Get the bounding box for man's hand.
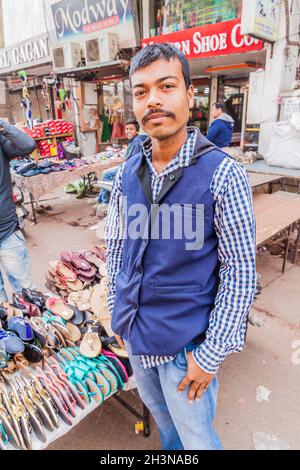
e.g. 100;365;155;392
178;352;214;402
114;334;125;350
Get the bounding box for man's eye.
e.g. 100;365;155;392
134;90;145;97
162;84;175;89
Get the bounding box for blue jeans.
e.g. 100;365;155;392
0;230;33;302
126;341;223;450
97;166;120;204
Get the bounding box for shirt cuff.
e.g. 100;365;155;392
192;338;227;374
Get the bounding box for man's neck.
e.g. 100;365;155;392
151;127;188;172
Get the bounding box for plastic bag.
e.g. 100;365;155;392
265;116;300;169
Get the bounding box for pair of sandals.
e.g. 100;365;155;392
0;316;44;365
79;321;128;360
54;347;125;406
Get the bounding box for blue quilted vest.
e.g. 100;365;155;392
111;132;227;356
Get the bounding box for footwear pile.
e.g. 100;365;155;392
46;246;107;298
0;281;132;450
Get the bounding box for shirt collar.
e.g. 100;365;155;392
142;127;198;169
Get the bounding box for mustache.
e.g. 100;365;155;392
142;109;176;125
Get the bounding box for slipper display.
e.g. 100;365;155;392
45;247;107;298
0;241;135;451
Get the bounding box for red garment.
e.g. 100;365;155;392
111;121;125;139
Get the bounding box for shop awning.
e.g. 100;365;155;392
55;59;130;81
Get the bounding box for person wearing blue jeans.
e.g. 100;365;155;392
0;230;33;302
125;341;221;450
106;45;256;450
0;119;36;301
97;119;147;204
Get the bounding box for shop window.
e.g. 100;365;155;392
150;0;242;37
100;81;126;142
189;78;210;134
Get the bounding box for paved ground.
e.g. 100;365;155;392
3;188;300;450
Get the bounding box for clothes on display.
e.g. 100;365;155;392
0;245;132;451
101;110;111;143
11;158;91;177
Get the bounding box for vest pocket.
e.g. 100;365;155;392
154;284;203;294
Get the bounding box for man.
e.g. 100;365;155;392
97;119;147;204
206;102;234;148
106;44;256;450
0;120;37;302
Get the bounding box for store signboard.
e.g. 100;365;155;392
241;0;280;43
0;35;50;74
51;0;139;48
142;19;264;60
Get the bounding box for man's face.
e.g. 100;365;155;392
125;124;138;141
211;105;222;119
131;58;194;141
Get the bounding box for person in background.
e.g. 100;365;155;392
97;119;147;205
206;103;234;148
0;119;37;302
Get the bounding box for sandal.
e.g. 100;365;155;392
0;330;25;355
7;316;34;341
0;342;7;369
80;321;102;358
46;297;74;321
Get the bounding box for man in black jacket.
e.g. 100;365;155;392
0;119;37;302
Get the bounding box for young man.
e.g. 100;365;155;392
97;119;147;204
207;102;234;148
0;120;36;302
106;44;256;450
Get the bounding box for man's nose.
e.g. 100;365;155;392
147;89;163;109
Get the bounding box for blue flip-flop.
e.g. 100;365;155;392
0;340;7;368
0;330;25;355
7;317;34;341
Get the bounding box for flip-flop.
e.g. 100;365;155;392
45;297;74;321
56;262;77;282
0;340;8;368
80;322;102;358
66;323;82;342
90;284;104;317
7;317;34;341
69;308;84;326
98;263;108;278
65;278;83;292
0;330;25;355
81;251;103;268
76;267;97;279
90;246;107;262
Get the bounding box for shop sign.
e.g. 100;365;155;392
0;35;50;74
142;19;264;59
51;0;139;48
241;0;280;43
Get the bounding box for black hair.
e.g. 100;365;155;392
213;102;226;112
130;43;191;90
125;118;140;131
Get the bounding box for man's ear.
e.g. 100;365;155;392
188;84;195;109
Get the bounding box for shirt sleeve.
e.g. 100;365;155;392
105;164;125;316
0;120;37;159
192;158;257;374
